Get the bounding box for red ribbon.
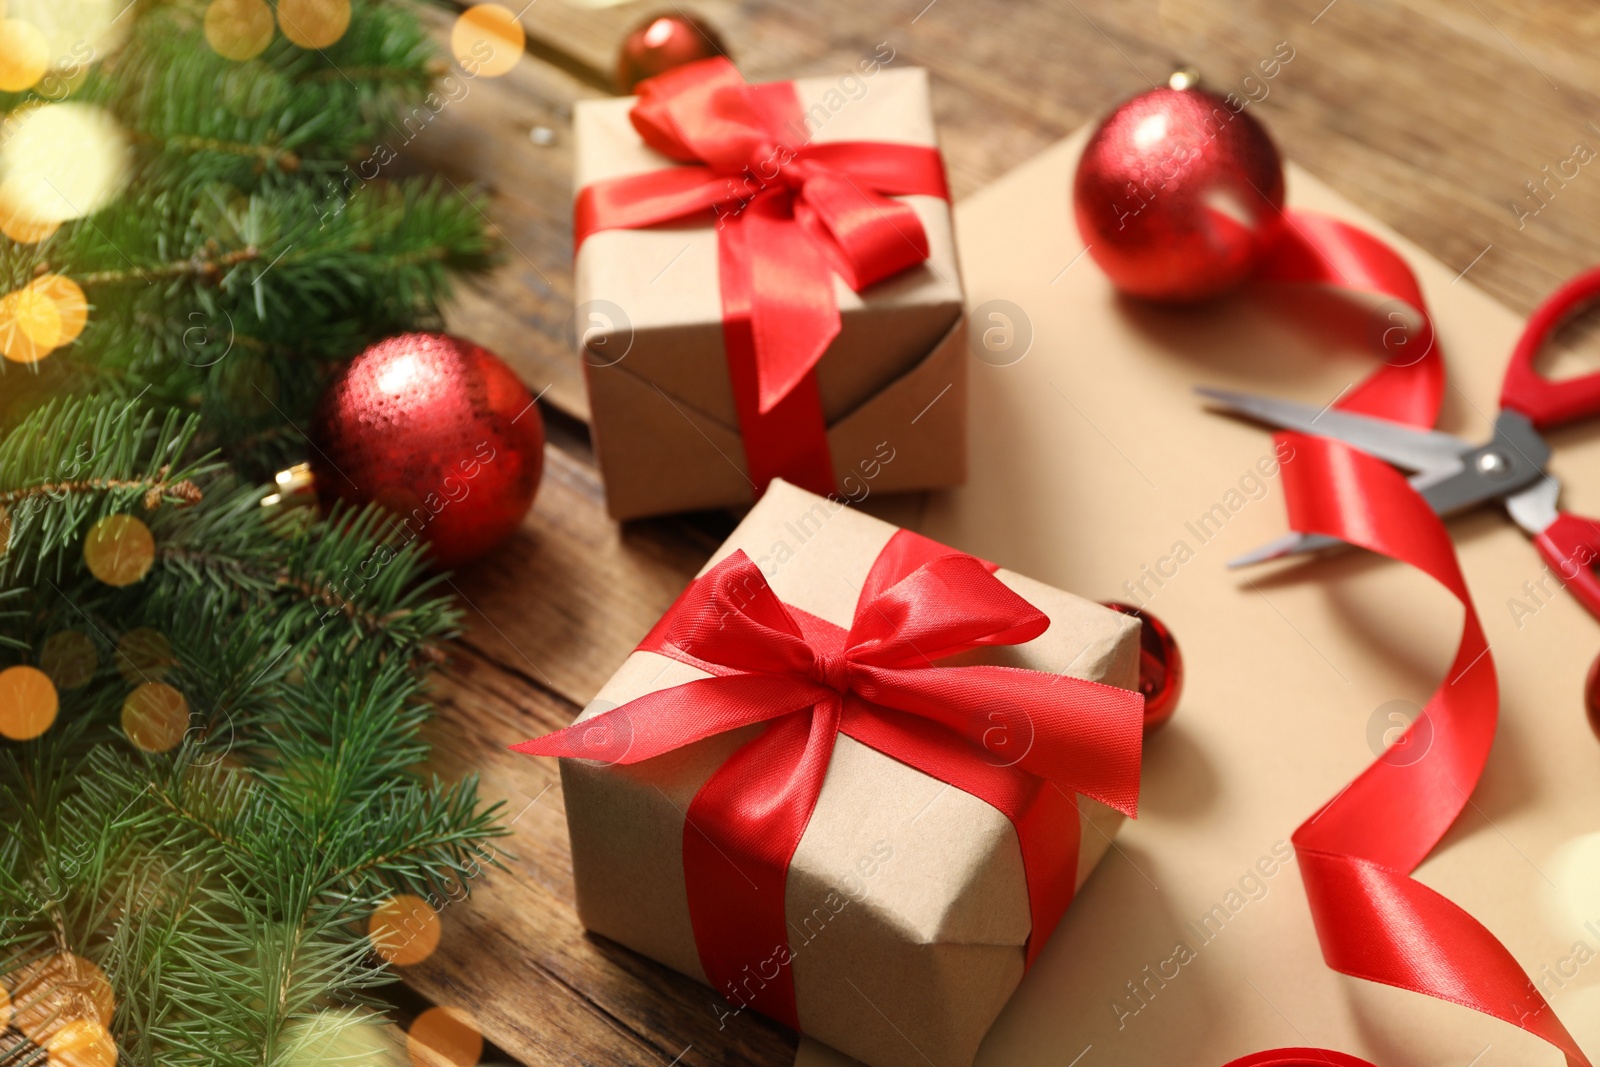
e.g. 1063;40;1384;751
514;529;1145;1030
1257;209;1445;427
574;59;952;496
1235;221;1589;1064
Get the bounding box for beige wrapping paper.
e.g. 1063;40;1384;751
800;129;1600;1067
572;68;966;519
558;479;1143;1067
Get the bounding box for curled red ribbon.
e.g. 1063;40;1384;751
575;59;951;495
1234;221;1589;1064
514;529;1145;1030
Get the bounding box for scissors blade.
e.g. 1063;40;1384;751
1504;476;1561;536
1195;386;1471;473
1227;439;1544;567
1228;531;1345;567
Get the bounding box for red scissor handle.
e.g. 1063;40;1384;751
1500;264;1600;429
1533;511;1600;620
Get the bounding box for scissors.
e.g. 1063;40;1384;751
1197;265;1600;620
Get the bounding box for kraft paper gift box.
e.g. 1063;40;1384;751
552;479;1143;1067
572;67;967;521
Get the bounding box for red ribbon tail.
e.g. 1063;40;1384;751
742;194;842;414
719;207;837;495
509;673;823;764
1278;434;1591;1067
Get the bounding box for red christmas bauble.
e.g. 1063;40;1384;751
1101;602;1184;733
310;333;545;568
616;12;728;94
1073;81;1285;301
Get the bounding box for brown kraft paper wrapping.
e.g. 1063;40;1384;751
557;479;1142;1067
790;129;1600;1067
572;67;966;519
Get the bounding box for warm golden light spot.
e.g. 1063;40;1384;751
407;1006;481;1067
122;681;188;753
205;0;275;61
369;894;441;966
29;275;87;344
7;0;132;70
0;104;130;228
0;19;48;92
0;286;62;363
0;982;10;1031
0;203;59;244
40;630;97;689
84;513;154;587
0;505;10;558
0;664;58;740
8;953;115;1045
450;5;522;78
276;0;350;49
116;627;175;684
46;1018;117;1067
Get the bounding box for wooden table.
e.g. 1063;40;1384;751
399;2;1600;1063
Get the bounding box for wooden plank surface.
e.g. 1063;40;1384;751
395;2;1600;1064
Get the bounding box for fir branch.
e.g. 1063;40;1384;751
0;467;204;511
1;1;508;1061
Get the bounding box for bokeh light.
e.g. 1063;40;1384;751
0;285;63;364
7;952;115;1046
122;681;189;753
278;1008;404;1067
0;664;59;740
6;0;132;73
451;5;523;78
276;0;351;50
0;204;59;245
407;1006;482;1067
84;513;155;587
205;0;275;61
116;627;175;684
369;894;441;966
40;630;98;689
0;104;130;230
30;275;88;345
0;18;49;92
46;1018;117;1067
0;982;10;1030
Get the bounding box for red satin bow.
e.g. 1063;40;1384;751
515;529;1145;1031
1238;222;1589;1063
574;58;951;494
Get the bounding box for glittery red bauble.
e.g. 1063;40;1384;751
1101;602;1184;733
1585;651;1600;742
1074;85;1285;301
616;12;728;93
310;333;545;568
